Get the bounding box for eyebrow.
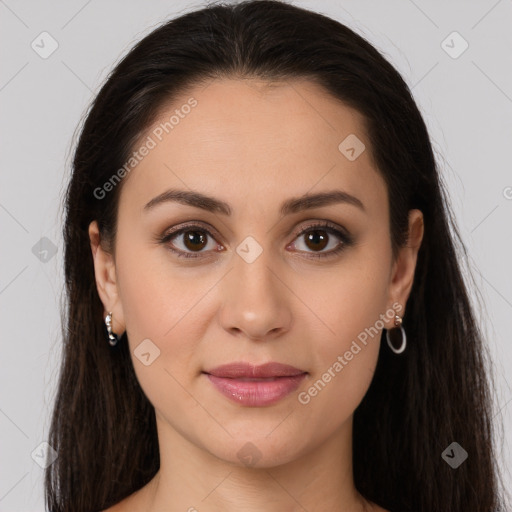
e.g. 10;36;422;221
143;188;365;216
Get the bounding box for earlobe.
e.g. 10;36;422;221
88;220;126;333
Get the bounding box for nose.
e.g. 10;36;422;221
218;247;293;341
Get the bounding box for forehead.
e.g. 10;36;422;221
119;78;387;218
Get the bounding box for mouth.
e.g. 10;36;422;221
202;362;308;406
218;376;294;381
203;361;307;379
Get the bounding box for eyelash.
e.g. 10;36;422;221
159;221;354;260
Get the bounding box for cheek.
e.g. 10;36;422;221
294;246;390;421
114;240;218;388
298;281;385;431
299;246;390;357
115;231;215;340
115;252;215;415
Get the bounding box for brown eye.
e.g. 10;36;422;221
290;222;354;259
162;225;220;259
182;230;208;251
303;230;329;252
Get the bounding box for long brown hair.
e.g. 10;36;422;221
45;1;509;510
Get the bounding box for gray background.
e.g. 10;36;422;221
1;0;511;509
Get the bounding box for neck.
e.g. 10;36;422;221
137;414;373;512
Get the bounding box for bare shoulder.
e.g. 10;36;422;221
101;495;390;512
103;501;391;512
100;502;122;512
100;494;133;512
366;503;390;512
100;478;154;511
101;502;390;512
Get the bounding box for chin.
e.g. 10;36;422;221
204;430;307;469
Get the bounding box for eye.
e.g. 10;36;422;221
159;220;354;260
289;222;354;259
160;223;223;259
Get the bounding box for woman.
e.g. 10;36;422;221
45;1;508;511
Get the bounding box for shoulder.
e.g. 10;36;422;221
101;502;391;512
100;505;120;512
373;505;391;512
100;496;130;512
100;480;152;511
100;486;149;512
101;496;391;512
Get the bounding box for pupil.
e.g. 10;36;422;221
307;230;328;251
184;230;207;251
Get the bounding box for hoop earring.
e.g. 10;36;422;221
105;312;119;347
386;314;406;354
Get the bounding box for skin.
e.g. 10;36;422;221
90;78;424;512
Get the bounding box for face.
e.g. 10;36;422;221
90;78;423;468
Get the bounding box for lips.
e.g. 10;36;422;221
203;362;308;406
203;361;306;379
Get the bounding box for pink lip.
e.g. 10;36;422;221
203;362;307;406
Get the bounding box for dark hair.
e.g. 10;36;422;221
45;1;508;510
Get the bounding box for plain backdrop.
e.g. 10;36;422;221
1;0;511;510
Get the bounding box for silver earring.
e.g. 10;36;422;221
105;312;119;346
386;314;406;354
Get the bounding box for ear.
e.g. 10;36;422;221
386;209;424;324
88;220;126;336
